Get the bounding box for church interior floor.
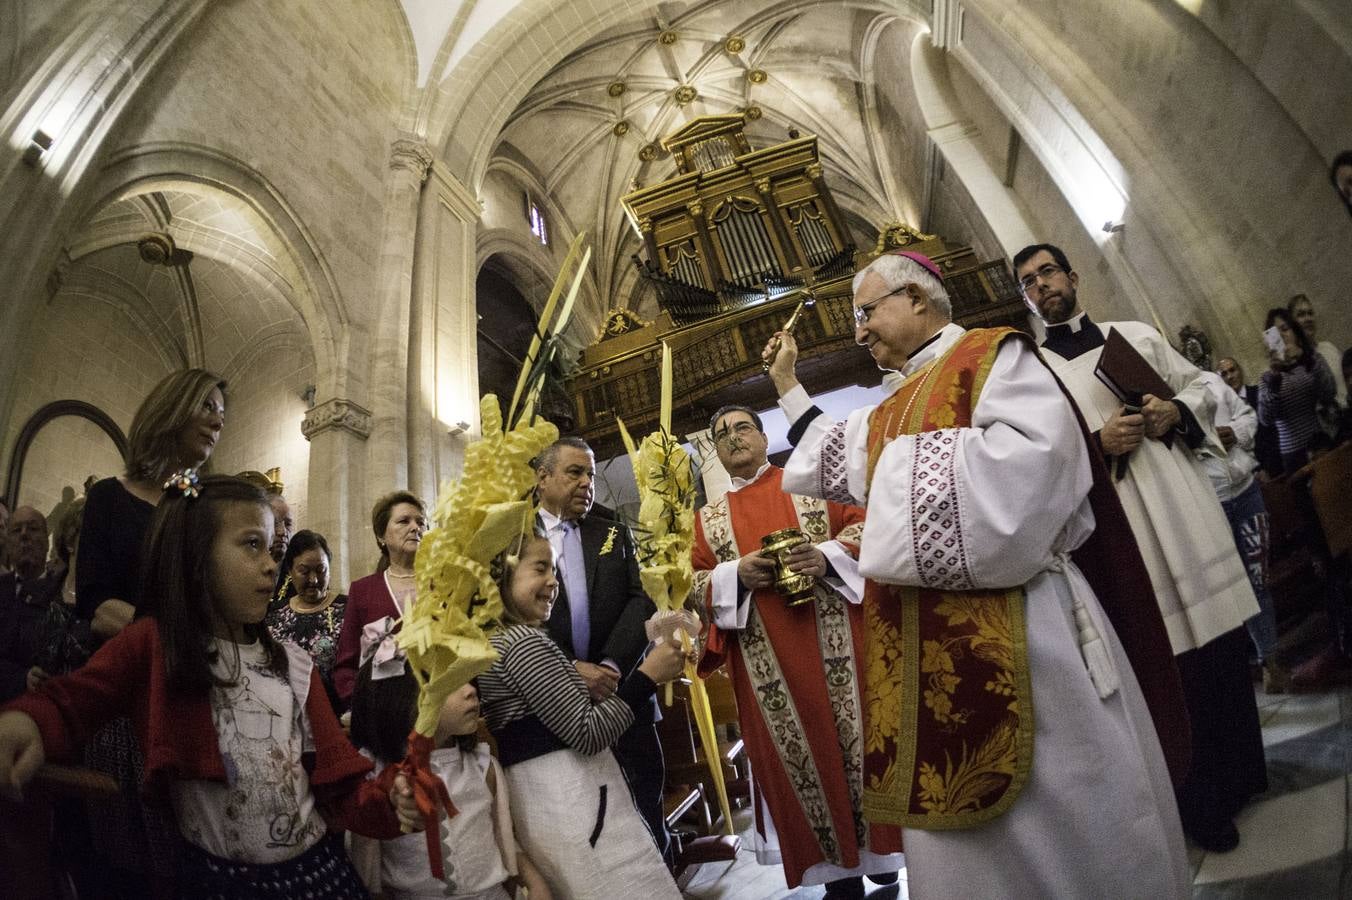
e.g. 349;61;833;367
681;684;1352;899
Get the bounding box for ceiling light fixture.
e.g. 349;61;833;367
21;129;53;167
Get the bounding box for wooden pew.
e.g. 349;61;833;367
1308;443;1352;560
653;679;741;877
0;765;118;900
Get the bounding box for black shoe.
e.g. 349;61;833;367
868;871;900;885
823;876;865;900
1187;819;1240;853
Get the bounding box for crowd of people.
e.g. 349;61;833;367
0;239;1346;899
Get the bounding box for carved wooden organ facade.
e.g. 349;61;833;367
567;116;1027;457
623;115;853;325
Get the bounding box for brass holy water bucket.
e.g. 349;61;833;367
761;527;816;606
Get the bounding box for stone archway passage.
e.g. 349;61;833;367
3;400;128;507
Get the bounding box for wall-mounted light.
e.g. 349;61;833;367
1102;220;1125;234
22;129;53;167
300;384;316;408
448;421;471;436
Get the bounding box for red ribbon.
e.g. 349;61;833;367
377;731;459;879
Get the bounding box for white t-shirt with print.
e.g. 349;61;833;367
170;638;327;864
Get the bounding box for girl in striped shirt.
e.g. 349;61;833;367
477;535;687;900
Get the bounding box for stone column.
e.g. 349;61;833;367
366;136;433;498
301;398;372;587
406;160;484;501
923;121;1036;256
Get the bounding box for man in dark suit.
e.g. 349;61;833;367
535;437;668;862
0;506;64;701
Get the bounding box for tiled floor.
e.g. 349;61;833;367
682;686;1352;899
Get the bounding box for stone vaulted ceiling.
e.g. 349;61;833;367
491;0;928;315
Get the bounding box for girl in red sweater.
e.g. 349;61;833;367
0;473;422;898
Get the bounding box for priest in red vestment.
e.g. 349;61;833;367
693;405;904;899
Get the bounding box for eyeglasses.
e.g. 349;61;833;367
713;421;759;445
852;284;911;327
1017;263;1065;294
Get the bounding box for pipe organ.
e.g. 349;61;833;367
569;115;1028;458
621;115;851;324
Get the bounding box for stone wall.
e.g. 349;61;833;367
102;0;412;355
5;280;174;457
14;417;125;527
958;0;1352;374
208;331;316;537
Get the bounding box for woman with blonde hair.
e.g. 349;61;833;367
75;367;226;898
78;368;227;636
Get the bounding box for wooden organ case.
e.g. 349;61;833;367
567;115;1028;457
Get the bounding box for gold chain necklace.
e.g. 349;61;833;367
289;592;338;631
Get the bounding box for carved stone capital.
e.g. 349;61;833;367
302;398;372;441
805;162;824;181
390;138;434;183
687;201;705;218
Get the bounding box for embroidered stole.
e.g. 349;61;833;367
696;492;867;863
860;327;1035;828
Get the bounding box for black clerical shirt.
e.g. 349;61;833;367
1041;311;1206;455
1042;311;1106;360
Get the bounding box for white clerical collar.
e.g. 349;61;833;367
728;461;772;493
1059;310;1089;333
900;322;966;377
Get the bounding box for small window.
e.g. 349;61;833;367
524;191;548;246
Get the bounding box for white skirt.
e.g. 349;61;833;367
504;748;680;900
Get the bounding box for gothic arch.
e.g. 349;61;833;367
477;227;603;348
3;400;126;507
81;142;347;396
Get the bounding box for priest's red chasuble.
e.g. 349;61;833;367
693;466;902;887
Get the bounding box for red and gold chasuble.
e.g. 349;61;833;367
860;327;1035;828
693;467;901;887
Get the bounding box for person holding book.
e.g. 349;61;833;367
1014;243;1266;854
759;250;1191;898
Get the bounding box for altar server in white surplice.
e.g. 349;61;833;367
763;250;1190;899
1014;242;1266;854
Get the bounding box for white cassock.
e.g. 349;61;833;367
1040;317;1259;652
778;323;1189;899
